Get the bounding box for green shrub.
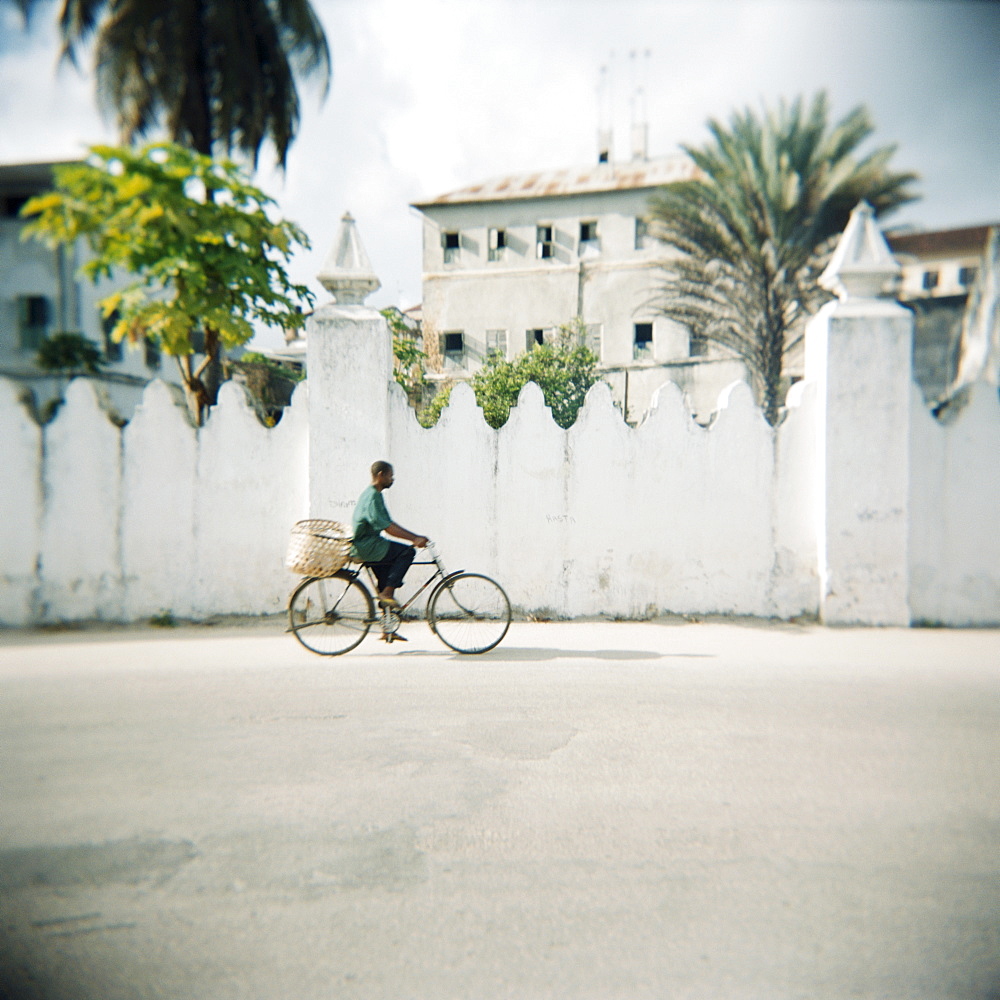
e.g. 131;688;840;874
36;332;104;374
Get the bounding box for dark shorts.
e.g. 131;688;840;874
365;541;415;591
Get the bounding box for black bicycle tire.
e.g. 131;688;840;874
288;573;374;656
428;572;511;654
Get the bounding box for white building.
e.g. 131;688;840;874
886;222;999;401
0;160;176;420
411;155;748;423
887;223;994;302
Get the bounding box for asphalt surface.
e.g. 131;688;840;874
0;617;998;999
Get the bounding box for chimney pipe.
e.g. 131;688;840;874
629;49;650;161
597;60;613;164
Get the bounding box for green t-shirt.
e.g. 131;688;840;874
351;485;392;562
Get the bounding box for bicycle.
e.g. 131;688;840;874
288;542;511;656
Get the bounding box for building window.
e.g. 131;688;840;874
633;322;653;360
102;308;123;362
486;329;508;359
443;331;465;368
526;328;547;350
958;265;978;287
442;230;460;264
689;332;709;357
922;269;939;291
635;217;650;250
144;337;160;369
536;225;554;259
2;194;31;218
579;220;598;245
488;228;507;262
18;295;50;351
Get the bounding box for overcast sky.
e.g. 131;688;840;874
2;0;998;350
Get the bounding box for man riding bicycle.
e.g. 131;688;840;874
350;461;428;609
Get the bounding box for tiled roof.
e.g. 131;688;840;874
886;223;997;259
412;155;700;208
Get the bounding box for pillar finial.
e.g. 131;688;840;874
819;201;901;302
317;212;381;304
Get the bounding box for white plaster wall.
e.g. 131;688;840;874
630;381;701;615
0;378;42;624
249;379;311;613
771;380;820;616
194;381;309;616
624;380;776;617
3;316;1000;626
495;382;569;613
564;381;637;615
121;380;199;619
4;375;310;624
696;382;776;614
909;382;1000;625
39;380;123;621
376;375;795;621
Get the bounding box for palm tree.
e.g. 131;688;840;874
52;0;330;168
650;93;918;425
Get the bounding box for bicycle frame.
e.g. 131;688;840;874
350;542;463;619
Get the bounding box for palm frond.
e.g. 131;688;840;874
59;0;330;168
650;91;920;424
58;0;108;65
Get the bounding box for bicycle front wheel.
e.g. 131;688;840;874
288;573;374;655
428;572;511;654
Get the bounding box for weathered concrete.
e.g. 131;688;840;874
0;620;997;999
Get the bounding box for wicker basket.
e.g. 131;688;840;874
285;519;353;577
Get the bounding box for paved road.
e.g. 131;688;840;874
0;619;998;999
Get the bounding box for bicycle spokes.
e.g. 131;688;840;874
288;574;374;655
429;573;511;654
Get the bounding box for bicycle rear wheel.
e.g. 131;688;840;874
428;572;511;653
288;573;374;655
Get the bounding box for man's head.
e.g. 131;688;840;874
371;460;394;490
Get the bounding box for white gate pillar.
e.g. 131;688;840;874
306;212;391;516
805;202;913;626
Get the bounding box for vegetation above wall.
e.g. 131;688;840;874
421;318;603;429
381;307;427;409
35;332;104;375
20;142;315;425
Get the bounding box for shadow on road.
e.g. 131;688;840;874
394;647;717;661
